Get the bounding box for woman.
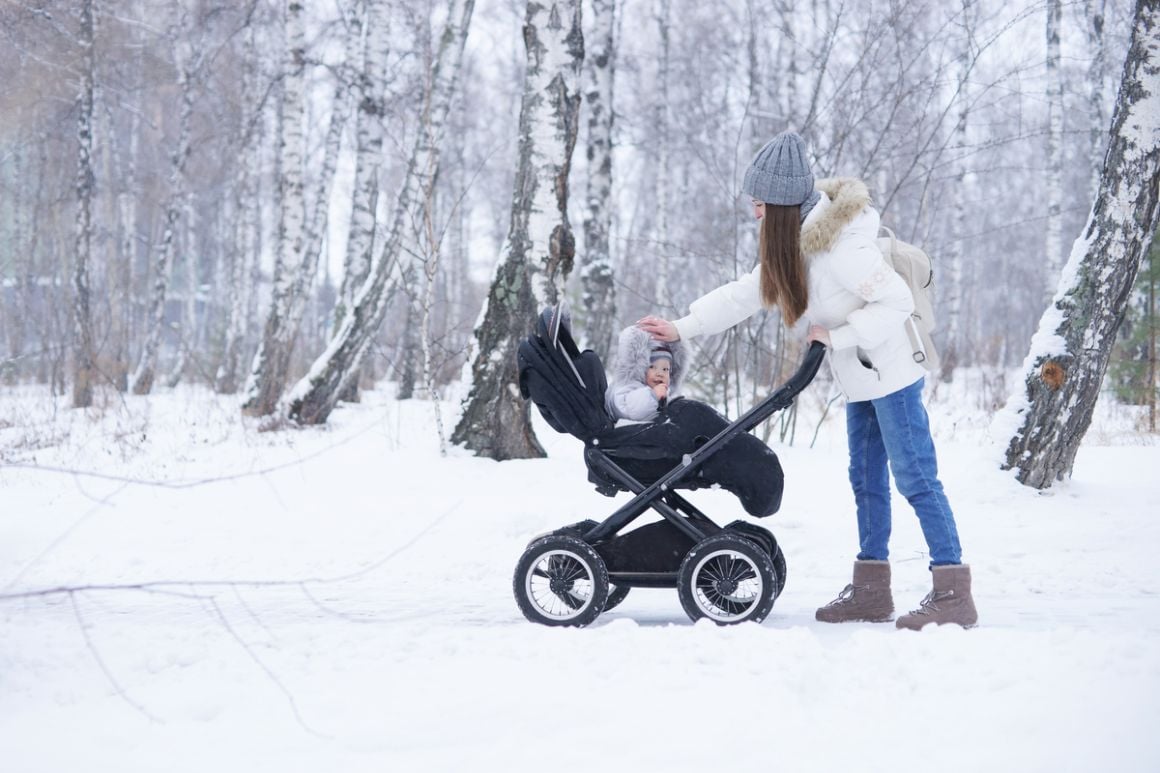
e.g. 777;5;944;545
638;130;977;630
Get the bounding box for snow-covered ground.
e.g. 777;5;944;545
2;379;1158;772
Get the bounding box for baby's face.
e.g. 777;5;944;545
646;359;672;388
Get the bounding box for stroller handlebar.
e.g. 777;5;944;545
728;340;827;437
582;341;827;543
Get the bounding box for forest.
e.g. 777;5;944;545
3;3;1160;767
0;0;1157;476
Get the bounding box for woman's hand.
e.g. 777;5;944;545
637;315;680;342
806;324;831;346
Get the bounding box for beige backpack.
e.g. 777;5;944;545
877;226;940;372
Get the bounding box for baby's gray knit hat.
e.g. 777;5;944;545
742;131;820;214
649;341;674;364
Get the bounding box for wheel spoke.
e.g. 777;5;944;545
523;547;600;622
557;588;585;610
561;561;586;583
688;545;767;622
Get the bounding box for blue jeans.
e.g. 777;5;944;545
846;377;962;566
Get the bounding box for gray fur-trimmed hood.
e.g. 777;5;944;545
802;177;873;256
609;325;687;392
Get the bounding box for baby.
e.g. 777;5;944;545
605;325;687;421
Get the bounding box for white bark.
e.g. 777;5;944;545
780;1;798;121
1000;0;1160;489
131;21;196;396
452;0;584;459
654;0;670;309
286;0;475;425
1086;0;1109;200
335;0;390;340
166;192;199;388
943;0;976;379
72;0;96;409
216;20;262;395
106;12;143;394
1044;0;1065;299
281;4;362;361
579;0;617;361
242;0;308;415
114;112;140;392
419;185;447;454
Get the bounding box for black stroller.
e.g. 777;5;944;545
514;305;825;627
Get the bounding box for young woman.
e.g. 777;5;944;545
637;131;977;630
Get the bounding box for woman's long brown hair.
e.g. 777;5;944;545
758;204;808;326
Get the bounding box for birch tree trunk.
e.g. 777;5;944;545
114;102;141;393
579;0;617;362
286;0;475;425
419;183;448;453
130;23;196;395
941;0;976;380
165;193;199;387
333;0;391;402
106;8;143;394
653;0;670;309
1001;0;1160;489
1043;0;1065;299
243;3;361;415
451;0;584;460
396;17;442;401
242;0;308;416
780;1;798;121
1086;0;1108;200
72;0;96;409
216;20;262;394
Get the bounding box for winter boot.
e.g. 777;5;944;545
896;564;978;630
815;560;894;623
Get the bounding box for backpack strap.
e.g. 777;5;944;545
880;225;898;258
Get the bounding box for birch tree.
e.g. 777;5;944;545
941;0;977;380
1043;0;1065;299
243;2;362;416
779;1;798;122
130;13;197;395
653;0;670;309
451;0;584;460
1086;0;1109;199
1001;0;1160;489
286;0;476;425
240;1;306;415
579;0;617;361
332;0;392;402
72;0;97;409
109;6;144;393
216;19;263;394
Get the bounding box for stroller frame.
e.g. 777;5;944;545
514;320;826;627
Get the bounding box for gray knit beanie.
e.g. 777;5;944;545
649;342;674;365
743;131;821;217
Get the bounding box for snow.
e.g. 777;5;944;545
2;381;1159;772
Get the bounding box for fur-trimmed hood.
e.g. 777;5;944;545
802;177;873;256
609;325;687;392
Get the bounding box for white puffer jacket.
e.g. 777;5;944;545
673;178;924;402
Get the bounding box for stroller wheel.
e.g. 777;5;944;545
678;534;776;625
514;535;609;627
773;546;788;599
724;521;787;599
603;584;631;612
